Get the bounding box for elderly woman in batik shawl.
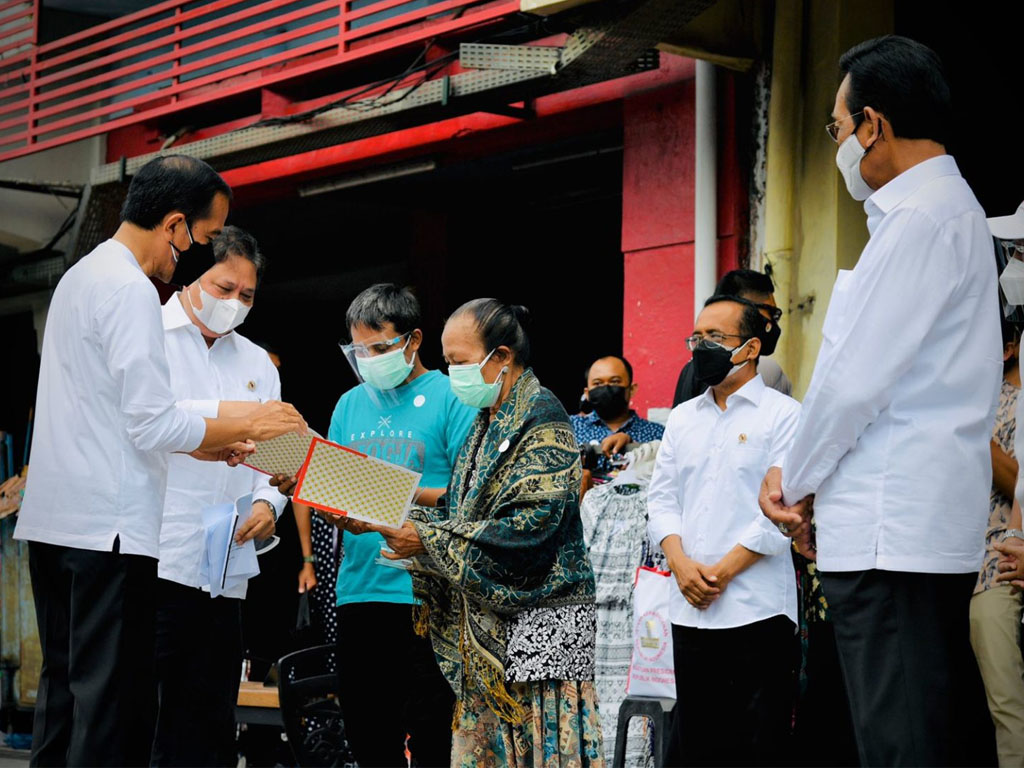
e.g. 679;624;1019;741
370;298;604;768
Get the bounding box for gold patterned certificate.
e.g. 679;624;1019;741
242;430;322;478
292;437;421;528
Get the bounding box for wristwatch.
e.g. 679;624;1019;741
253;498;278;522
1001;529;1024;543
303;554;317;564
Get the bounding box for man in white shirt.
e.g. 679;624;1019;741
152;226;288;767
760;36;1000;766
648;296;800;766
15;156;306;767
672;269;792;406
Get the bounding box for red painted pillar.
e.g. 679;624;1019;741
622;80;696;418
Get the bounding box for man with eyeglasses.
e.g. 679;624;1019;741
760;36;999;766
324;283;475;768
672;269;791;407
649;294;800;766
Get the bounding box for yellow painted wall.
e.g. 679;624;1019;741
763;0;894;397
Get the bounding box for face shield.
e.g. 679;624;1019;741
995;237;1024;325
339;331;416;410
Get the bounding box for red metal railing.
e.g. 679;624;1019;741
0;0;519;163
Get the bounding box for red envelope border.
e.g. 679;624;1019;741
292;436;418;523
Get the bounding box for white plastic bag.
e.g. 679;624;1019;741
626;566;676;699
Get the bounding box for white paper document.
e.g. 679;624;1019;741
200;493;260;598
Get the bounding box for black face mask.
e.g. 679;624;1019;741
761;322;781;356
587;385;630;420
691;340;749;388
169;221;215;287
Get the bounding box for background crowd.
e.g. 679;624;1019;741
9;31;1024;768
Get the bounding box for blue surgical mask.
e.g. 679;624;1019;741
356;340;415;391
449;349;507;409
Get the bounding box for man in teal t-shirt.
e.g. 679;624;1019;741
330;284;475;768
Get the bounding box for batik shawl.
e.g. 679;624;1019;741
409;369;596;725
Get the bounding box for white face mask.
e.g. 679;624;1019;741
188;284;250;335
1000;257;1024;306
835;132;875;201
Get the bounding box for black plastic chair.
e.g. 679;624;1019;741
612;696;675;768
277;644;354;767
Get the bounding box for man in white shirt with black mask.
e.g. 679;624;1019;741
15;155;306;767
649;295;800;767
760;36;1000;766
152;226;288;767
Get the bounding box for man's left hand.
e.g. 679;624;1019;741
236;503;276;544
191;440;256;467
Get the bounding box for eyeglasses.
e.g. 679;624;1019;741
755;303;783;323
340;332;410;358
685;332;748;352
825;111;864;143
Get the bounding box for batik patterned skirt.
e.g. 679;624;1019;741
452;678;605;768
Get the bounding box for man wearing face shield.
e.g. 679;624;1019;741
152;226;289;767
648;295;801;766
759;36;1000;766
13;156;306;767
325;283;476;768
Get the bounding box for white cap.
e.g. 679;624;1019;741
988;201;1024;240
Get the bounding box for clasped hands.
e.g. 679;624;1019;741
666;550;737;609
994;537;1024;589
759;465;815;559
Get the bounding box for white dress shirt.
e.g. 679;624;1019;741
781;155;1002;574
648;374;800;629
15;240;207;557
160;295;287;598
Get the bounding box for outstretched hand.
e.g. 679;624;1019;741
191;440;256;466
369;521;425;559
269;473;298;495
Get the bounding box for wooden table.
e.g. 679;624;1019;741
236;681;283;727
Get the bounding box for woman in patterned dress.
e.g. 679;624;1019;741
369;299;605;768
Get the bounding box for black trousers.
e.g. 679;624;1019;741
336;602;455;768
151;578;243;767
821;569;996;767
27;540;158;767
666;615;798;767
791;619;858;767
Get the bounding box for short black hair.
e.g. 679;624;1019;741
703;294;769;357
212;225;265;283
450;299;531;366
715;269;774;299
585;355;634;385
120;154;232;230
346;283;421;336
839;35;951;146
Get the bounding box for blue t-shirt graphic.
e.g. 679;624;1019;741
330;369;476;606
